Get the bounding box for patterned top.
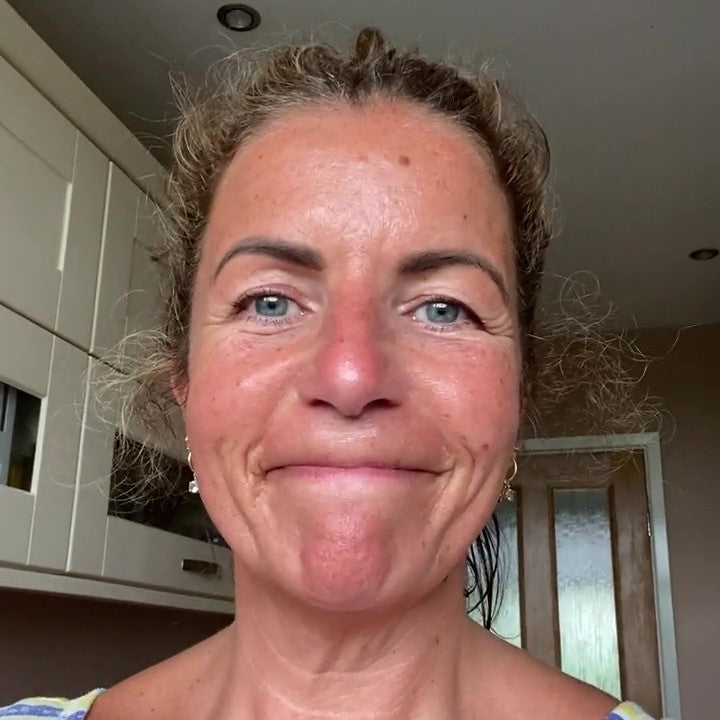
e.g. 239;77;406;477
0;692;664;719
0;690;104;719
607;703;663;720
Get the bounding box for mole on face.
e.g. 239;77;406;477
398;154;411;166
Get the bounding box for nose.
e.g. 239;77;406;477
297;300;406;418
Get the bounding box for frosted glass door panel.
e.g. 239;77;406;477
554;488;621;699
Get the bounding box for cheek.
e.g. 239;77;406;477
184;330;293;449
421;344;519;555
420;342;520;454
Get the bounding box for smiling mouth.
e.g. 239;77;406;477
266;465;433;481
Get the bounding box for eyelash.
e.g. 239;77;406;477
229;290;486;332
413;295;486;333
230;288;303;326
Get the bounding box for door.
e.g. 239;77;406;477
485;450;663;716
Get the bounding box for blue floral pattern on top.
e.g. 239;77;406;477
0;690;104;720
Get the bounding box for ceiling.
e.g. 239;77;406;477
7;0;720;330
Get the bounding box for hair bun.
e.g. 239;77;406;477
354;27;387;61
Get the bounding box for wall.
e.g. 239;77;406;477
0;589;229;702
529;321;720;719
1;324;718;717
637;323;720;720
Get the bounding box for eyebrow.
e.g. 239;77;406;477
213;237;510;305
213;236;325;281
397;250;510;305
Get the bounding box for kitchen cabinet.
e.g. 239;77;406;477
0;55;106;350
0;306;86;570
68;358;234;598
0;45;234;609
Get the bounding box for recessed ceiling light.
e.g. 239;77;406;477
217;4;261;32
689;248;719;261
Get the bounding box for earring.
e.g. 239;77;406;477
185;435;199;494
500;456;518;502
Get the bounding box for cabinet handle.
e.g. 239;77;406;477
181;558;222;578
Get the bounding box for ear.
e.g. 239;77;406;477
171;372;188;408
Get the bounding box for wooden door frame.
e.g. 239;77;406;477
518;432;681;718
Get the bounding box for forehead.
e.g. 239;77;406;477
204;99;512;263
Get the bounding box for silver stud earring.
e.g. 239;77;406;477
185;435;199;494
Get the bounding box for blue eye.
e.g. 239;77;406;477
422;301;461;324
411;297;485;332
253;295;289;317
231;291;301;324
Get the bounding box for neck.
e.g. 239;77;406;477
209;563;477;720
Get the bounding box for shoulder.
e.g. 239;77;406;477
461;628;669;720
461;625;618;720
0;689;104;719
87;627;229;720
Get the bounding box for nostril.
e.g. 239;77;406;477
365;397;399;412
306;395;397;418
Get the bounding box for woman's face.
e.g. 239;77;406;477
183;100;521;611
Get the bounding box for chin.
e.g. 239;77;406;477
290;517;396;612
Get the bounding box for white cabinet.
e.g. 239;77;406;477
91;163;139;358
68;359;234;599
69;182;234;599
91;166;166;362
0;306;86;570
124;192;167;367
0;55;107;350
0;34;234;609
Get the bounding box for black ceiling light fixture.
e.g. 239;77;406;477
688;248;719;261
217;4;261;31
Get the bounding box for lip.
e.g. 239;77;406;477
266;464;434;480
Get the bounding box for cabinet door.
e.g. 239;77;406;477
71;186;233;599
0;306;86;569
0;56;107;349
124;193;166;364
91;163;139;359
68;359;234;598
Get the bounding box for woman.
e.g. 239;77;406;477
2;28;670;720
